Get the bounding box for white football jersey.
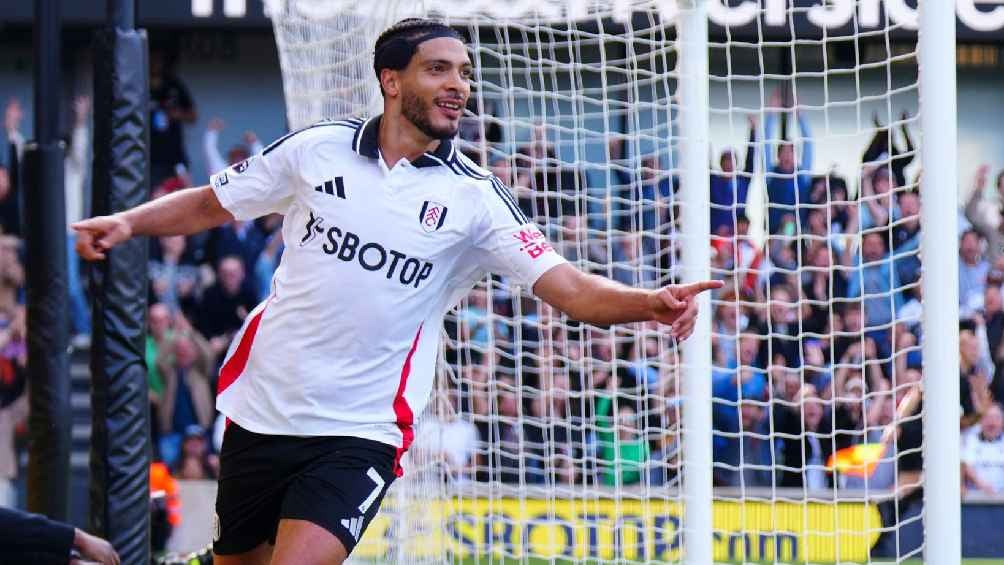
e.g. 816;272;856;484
210;115;566;473
961;427;1004;493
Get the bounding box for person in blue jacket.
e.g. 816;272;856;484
710;115;757;237
0;506;119;564
764;89;814;234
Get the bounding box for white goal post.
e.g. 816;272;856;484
265;1;959;563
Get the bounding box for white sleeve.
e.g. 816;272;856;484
209;141;295;221
472;177;566;288
203;129;227;178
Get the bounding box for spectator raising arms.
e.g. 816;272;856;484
763;87;814;234
710;114;757;238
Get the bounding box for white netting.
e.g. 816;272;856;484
268;1;935;563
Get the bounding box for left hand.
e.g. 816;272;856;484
647;280;723;340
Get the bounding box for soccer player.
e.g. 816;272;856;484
73;18;722;565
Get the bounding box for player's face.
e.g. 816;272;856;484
399;38;472;140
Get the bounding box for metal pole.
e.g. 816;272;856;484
678;1;712;564
108;0;136;30
918;1;960;564
25;0;71;523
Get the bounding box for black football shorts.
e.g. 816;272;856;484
213;423;397;556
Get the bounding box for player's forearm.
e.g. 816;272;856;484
552;271;654;325
121;185;232;237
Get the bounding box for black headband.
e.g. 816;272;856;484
373;28;462;78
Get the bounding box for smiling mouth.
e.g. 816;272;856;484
435;99;463;116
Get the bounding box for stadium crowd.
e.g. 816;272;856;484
0;74;1003;523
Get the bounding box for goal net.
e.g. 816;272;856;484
266;1;953;563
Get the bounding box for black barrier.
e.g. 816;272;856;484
23;141;72;522
24;0;72;524
89;22;152;565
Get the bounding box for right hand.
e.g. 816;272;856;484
71;215;133;261
974;164;990;191
208;117;225;132
73;528;120;565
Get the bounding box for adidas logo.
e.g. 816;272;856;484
340;515;365;542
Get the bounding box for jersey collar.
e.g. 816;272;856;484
352;114;455;169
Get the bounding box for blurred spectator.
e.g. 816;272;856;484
196;256;258;361
712;333;767;485
802;244;845;335
203;117;264;178
961;403;1004;495
515;124;583;221
2;99;24;167
959;229;989;318
765;284;801;366
149;235;200;316
173;425;219;480
0;99;24;236
459;98;502;145
775;385;833;489
710;115;757;237
735;400;775;487
65;96;93;341
845;232;902;351
763;88;814;234
480;386;523;484
458;286;507;364
415;386;478;482
833;374;867;451
146;303;173;456
205;221;268;287
0;236;23;317
254;222;284;302
0;307;26;507
594;382;649;487
712;289;742;369
648;393;682;487
858;164;898;230
802;338;832;393
841;386;897;491
155;321;215;466
861;111;915;190
960;328;994;428
963;164;1004;265
150;47;197;186
891;190;922;286
985;285;1004;400
524;369;583;485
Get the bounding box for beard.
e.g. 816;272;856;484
401;88;459;140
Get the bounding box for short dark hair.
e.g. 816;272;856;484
373;18;464;92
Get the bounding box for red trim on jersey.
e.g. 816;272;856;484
217;301;271;396
392;323;423;477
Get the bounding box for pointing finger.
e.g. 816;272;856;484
677;280;724;299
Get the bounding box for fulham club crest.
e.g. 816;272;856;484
419;201;448;233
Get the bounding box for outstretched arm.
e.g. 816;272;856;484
72;186;233;260
763;112;777;172
532;263;722;340
743;115;757;175
797;112;814;172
